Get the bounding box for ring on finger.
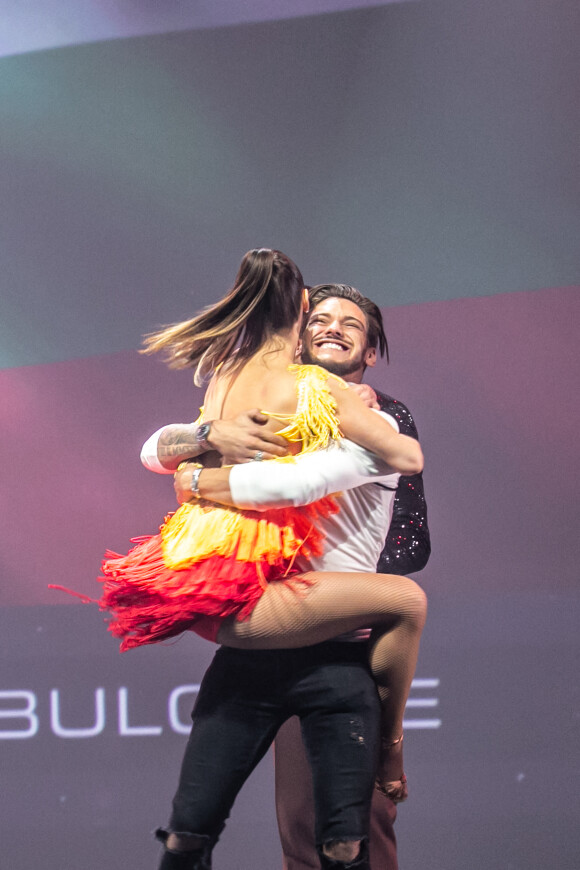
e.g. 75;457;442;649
254;451;264;461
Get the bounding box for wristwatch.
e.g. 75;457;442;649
195;421;212;452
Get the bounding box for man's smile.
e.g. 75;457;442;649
314;339;350;351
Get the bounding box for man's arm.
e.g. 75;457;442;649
174;413;401;510
141;410;290;473
375;393;431;575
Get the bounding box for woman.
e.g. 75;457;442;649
100;249;427;866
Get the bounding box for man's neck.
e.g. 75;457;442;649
346;368;364;385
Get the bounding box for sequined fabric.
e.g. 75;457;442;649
375;391;431;576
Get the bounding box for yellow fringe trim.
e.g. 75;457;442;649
263;364;344;456
163;365;346;571
161;501;310;570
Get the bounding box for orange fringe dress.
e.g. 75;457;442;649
97;365;345;650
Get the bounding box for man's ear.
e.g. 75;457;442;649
364;347;377;368
302;287;310;313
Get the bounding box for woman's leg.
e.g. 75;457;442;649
217;571;427;791
217;572;426;652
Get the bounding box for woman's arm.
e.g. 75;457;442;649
175;415;400;510
327;378;424;475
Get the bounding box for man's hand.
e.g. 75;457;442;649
347;383;380;410
209;410;289;464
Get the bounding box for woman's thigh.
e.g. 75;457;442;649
216;572;420;648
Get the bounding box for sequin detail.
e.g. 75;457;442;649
375;392;431;576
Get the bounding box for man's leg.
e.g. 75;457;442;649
275;717;319;870
369;791;398;870
275;654;399;870
157;647;283;868
278;643;379;869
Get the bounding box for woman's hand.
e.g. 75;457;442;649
174;463;235;507
347;383;380;409
174;464;199;505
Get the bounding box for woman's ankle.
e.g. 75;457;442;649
376;732;408;803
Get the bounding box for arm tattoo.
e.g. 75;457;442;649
157;425;203;463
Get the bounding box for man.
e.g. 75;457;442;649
143;285;430;869
271;285;430;870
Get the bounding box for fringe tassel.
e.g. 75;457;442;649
264;364;344;456
160;497;336;570
97;496;338;651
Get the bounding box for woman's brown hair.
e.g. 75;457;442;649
142;248;304;384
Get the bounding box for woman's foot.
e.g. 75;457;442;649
375;734;408;803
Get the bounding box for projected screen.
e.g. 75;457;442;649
1;2;578;869
1;0;412;58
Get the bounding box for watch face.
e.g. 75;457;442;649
196;422;211;445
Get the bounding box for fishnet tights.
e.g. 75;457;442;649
217;571;427;773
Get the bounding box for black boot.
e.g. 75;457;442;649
318;839;370;870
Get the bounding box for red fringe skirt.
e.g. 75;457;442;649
86;496;338;651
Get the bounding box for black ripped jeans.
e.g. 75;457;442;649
159;642;380;858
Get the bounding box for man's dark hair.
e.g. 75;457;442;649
308;284;389;362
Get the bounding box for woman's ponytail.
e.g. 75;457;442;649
142;248;304;384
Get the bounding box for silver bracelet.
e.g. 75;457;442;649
190;465;203;496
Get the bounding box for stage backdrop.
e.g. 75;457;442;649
1;2;579;869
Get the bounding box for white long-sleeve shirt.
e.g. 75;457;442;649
141;412;400;576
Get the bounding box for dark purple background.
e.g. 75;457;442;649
1;2;579;868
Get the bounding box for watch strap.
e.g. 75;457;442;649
195;421;212;452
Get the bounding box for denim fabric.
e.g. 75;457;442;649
166;643;380;850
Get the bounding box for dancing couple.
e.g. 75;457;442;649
98;249;428;869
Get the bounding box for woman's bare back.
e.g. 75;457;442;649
203;355;302;436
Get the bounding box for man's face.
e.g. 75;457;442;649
301;297;377;382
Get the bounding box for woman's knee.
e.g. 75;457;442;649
387;576;427;630
408;579;427;629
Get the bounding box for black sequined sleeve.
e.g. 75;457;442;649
374;391;431;577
